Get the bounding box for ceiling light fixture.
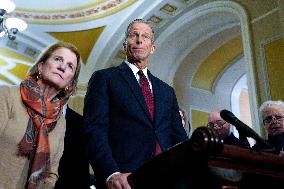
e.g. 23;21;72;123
0;0;27;40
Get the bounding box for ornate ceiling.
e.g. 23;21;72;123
0;0;255;131
3;0;219;85
2;0;282;136
11;0;136;24
0;0;243;110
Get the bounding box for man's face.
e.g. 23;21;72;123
208;111;230;139
38;48;77;90
124;23;155;62
262;105;284;136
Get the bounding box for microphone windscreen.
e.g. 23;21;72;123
220;109;236;124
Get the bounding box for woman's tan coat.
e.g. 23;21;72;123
0;85;66;189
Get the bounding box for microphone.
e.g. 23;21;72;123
220;109;273;150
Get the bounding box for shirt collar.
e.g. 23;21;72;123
125;61;148;78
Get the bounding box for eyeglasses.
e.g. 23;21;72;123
263;115;284;125
207;120;227;129
127;31;152;42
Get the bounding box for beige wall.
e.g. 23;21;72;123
67;84;87;115
238;0;283;103
239;0;283;135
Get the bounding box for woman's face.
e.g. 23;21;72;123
263;105;284;136
38;47;77;90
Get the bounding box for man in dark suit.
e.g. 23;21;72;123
207;109;250;188
83;19;188;189
55;106;91;189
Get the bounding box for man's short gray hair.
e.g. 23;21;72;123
259;100;284;119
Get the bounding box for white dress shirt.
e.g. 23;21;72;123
125;61;153;92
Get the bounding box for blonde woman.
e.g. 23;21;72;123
0;42;81;189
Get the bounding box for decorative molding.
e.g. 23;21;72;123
148;15;163;26
252;7;280;24
16;0;109;13
24;47;38;58
4;39;40;60
180;0;194;4
7;40;19;50
10;0;137;25
160;3;178;16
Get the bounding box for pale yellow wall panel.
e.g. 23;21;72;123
248;3;282;103
235;0;278;20
9;64;31;80
49;26;105;64
0;48;33;62
264;38;284;101
192;36;243;91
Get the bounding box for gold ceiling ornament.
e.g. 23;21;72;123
160;4;178;16
48;26;105;65
148;15;163;26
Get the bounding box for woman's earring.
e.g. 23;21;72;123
64;86;69;93
36;72;42;80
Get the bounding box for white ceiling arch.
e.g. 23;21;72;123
151;11;240;85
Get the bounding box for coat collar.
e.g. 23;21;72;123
118;63;152;122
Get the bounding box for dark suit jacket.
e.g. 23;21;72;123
253;133;284;153
55;106;91;189
84;62;188;188
224;133;250;148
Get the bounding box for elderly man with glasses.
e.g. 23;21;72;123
208;109;250;148
207;109;251;187
254;100;284;156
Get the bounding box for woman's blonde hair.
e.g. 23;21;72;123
28;41;81;99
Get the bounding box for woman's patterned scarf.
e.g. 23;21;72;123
18;76;66;189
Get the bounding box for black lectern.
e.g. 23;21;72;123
127;127;284;189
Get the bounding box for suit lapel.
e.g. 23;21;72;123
118;63;152;122
148;71;163;128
